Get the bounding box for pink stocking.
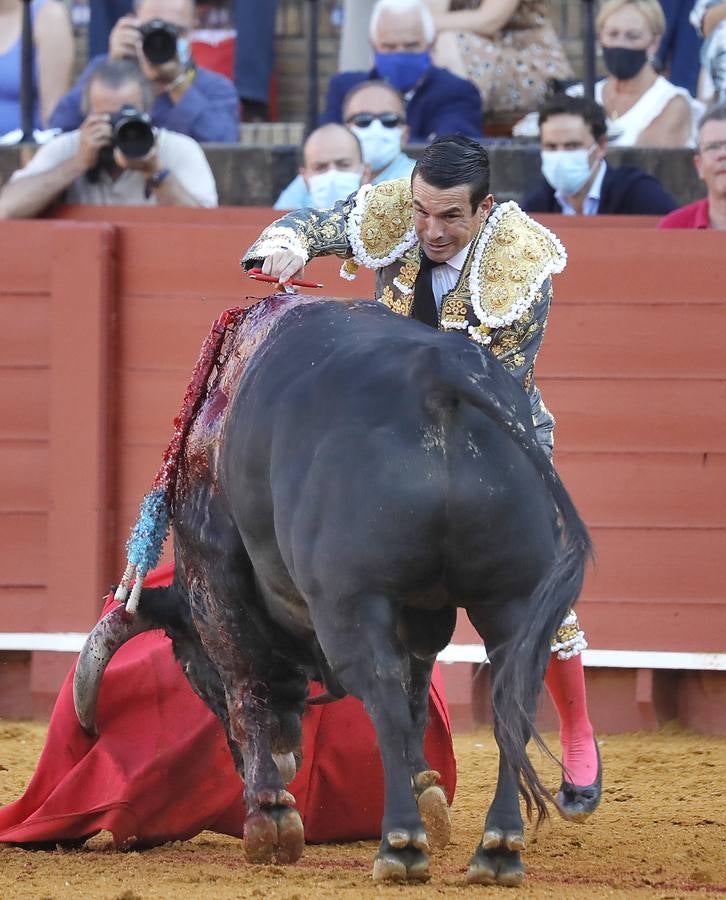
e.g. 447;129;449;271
544;652;598;785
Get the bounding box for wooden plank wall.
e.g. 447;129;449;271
0;211;724;722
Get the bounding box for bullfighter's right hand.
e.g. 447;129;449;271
77;114;113;170
260;251;306;285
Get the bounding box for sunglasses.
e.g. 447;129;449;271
346;112;404;129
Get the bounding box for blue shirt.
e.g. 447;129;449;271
0;0;45;135
48;54;240;143
274;152;416;210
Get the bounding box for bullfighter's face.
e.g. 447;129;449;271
411;175;493;264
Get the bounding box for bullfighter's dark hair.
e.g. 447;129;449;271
412;135;490;212
538;93;608;142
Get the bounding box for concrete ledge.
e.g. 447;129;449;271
0;142;706;209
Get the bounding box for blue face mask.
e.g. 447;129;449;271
177;36;192;68
374;51;432;93
541;145;597;196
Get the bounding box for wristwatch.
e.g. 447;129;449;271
145;168;171;198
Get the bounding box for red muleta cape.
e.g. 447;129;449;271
0;563;456;848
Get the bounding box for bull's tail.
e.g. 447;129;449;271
416;344;593;822
490;522;591;824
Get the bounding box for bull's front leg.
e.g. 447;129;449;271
312;594;431;883
225;678;304;865
184;565;304;866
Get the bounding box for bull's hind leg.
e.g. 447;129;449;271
399;606;456;851
465;609;532;887
312;595;432;882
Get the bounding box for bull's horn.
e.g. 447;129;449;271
73;604;155;736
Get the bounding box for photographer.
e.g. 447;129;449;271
48;0;239;143
0;59;218;219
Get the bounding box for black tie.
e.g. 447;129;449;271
411;252;438;329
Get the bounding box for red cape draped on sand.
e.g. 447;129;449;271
0;563;457;847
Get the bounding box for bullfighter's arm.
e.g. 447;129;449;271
241;196;357;272
488;277;555;458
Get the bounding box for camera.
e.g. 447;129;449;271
110;105;155;159
138;18;179;65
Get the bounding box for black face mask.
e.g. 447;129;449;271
602;45;648;80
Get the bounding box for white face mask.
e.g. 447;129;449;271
307;168;362;209
350;119;404;173
540;145;598;196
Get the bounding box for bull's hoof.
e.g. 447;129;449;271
414;771;451;852
466;846;525;886
243;806;304;865
556;741;602;823
372;829;431;882
272;752;297;785
466;826;526;886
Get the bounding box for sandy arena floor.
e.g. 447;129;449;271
0;720;724;899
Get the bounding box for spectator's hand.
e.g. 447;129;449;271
77;113;113;169
260;251;306;284
109;15;141;60
114;141;160;175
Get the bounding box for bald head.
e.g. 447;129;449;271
135;0;195;30
343;81;406;123
302;124;363;176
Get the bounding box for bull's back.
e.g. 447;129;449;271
216;297;556;608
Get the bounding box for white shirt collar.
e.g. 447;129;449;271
442;241;472;272
555;160;607;216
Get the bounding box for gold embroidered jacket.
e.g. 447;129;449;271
242;178;567;454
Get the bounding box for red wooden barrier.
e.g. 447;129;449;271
0;210;724;732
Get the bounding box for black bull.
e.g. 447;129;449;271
75;295;592;885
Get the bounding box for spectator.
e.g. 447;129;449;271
343;80;416;181
0;0;74;135
274;123;368;211
522;93;677;216
655;0;702;97
320;0;483;143
691;0;726;102
338;0;376;70
568;0;703;147
423;0;573;121
0;58;218;218
659;101;726;228
88;0;134;58
233;0;279;121
49;0;240;143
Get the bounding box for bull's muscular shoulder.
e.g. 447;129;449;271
346;178;418;270
460;201;567;336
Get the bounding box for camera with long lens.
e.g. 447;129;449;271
87;106;155;181
138;18;180;65
110;105;155;158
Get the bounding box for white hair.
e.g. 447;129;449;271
368;0;436;45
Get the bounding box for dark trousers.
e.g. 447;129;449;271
232;0;279;103
88;0;133;59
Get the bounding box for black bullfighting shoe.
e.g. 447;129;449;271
555;738;602;823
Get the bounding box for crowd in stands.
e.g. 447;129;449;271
0;0;723;227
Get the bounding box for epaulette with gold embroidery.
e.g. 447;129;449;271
343;178;418;278
444;202;566;345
